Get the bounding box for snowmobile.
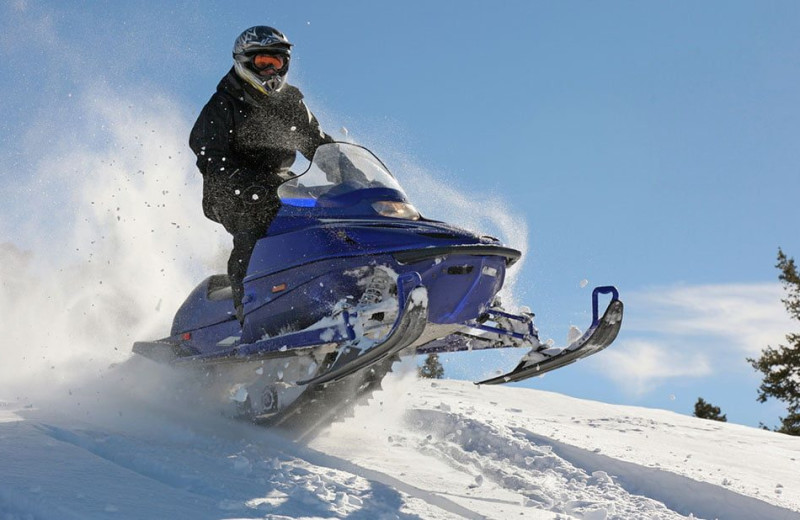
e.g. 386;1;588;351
133;142;623;435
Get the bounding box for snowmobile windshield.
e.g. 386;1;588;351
278;143;408;207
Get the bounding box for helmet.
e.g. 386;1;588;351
232;26;293;95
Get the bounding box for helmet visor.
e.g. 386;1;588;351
252;54;286;71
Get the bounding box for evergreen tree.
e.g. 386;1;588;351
418;353;445;379
748;248;800;436
693;397;727;422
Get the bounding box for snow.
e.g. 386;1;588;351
567;325;583;344
1;364;799;520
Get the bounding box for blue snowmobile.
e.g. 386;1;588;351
133;142;623;434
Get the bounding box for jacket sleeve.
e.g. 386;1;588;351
190;92;261;223
189;92;245;180
294;97;334;161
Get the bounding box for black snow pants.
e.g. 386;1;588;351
216;197;281;323
228;227;263;316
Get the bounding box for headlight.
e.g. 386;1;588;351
371;201;420;220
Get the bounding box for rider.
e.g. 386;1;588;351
190;26;333;324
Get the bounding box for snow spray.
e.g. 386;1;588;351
0;88;227;407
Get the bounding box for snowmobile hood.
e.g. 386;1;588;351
249;217;520;279
243;143;521;279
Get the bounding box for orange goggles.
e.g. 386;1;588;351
252;54;286;70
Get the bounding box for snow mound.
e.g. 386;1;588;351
1;372;799;520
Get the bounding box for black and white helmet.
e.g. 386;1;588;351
233;26;293;95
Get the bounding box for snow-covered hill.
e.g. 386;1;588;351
1;361;799;520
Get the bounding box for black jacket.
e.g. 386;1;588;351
190;69;332;230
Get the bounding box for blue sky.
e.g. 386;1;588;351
1;1;798;428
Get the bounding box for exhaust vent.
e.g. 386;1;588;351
447;265;474;275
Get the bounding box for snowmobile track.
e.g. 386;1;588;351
259;353;402;442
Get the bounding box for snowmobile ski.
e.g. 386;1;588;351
296;274;428;386
476;287;623;385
